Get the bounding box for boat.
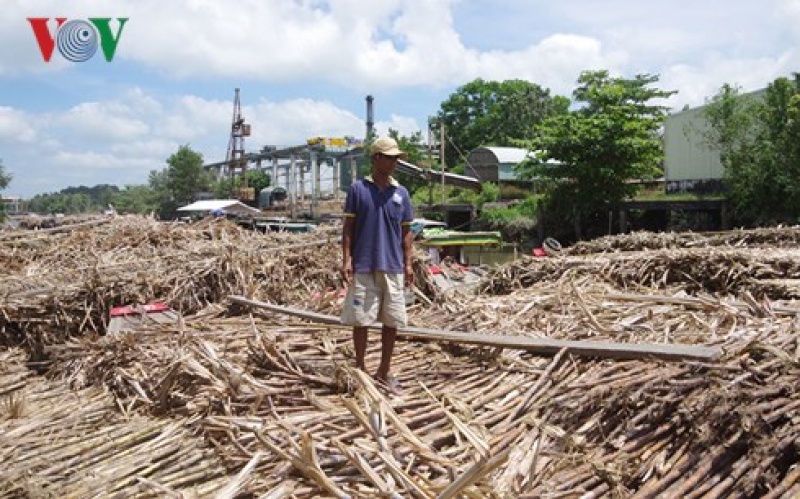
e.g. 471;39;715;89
417;228;503;248
414;221;511;273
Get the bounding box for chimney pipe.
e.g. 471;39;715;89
365;95;374;142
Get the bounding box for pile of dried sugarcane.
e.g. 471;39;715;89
0;217;799;497
0;215;345;355
566;226;800;254
479;244;800;300
38;288;800;497
0;348;231;497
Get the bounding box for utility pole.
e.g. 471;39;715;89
440;124;446;204
289;154;297;221
427;121;434;206
333;158;340;201
310;151;320;219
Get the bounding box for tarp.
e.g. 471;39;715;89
177;199;261;216
419;229;503;247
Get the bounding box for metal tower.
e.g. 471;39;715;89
225;88;251;187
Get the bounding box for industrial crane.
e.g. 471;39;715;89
225;88;252;200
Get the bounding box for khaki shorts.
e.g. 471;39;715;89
341;272;407;328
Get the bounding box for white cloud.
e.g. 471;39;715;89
4;0;798;96
375;114;421;138
46;150;162;190
157;96;228;142
1;0;639;92
55;102;150;141
244;98;364;146
51;150;141;170
109;139;177;160
0;107;38;143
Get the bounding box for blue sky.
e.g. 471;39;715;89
2;0;799;198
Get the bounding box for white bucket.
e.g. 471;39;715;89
404;287;416;305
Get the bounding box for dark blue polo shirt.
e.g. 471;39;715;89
344;176;413;274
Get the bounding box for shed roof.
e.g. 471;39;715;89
468;146;531;164
177;199;261;216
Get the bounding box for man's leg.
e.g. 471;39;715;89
376;325;397;381
353;326;368;371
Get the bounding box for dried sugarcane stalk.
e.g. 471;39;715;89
251;427;349;498
214;452;263;499
333;439;403;499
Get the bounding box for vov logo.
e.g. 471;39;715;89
28;18;129;63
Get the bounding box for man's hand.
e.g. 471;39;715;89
341;260;354;284
341;217;355;285
404;264;414;288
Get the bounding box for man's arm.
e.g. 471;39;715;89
402;224;414;287
399;187;415;288
341;215;356;284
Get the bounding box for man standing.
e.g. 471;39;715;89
341;136;414;387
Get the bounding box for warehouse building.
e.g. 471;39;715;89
663;89;765;194
465;146;531;184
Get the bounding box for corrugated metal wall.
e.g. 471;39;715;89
663;106;723;181
466;147;531;182
466;149;500;182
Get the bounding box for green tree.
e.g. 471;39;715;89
705;75;800;223
431;78;569;168
27;193;52;214
388;129;429;194
27;184;123;215
66;193;91;213
0;160;9;221
166;145;209;205
111;185;160;214
61;185;119;207
153;145;212;218
211;168;272;199
27;192;85;214
147;169;174;218
389;129;426;165
246;169;271;195
703;84;767;222
772;76;800;214
211;176;242;199
0;160;10;191
521;70;674;239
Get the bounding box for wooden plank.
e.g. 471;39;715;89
227;295;721;362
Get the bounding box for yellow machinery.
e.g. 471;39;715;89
306;136;363;149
